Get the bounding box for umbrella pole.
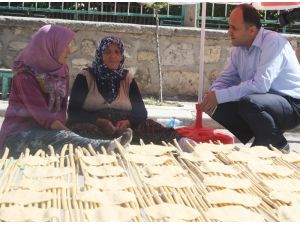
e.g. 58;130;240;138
196;2;206;127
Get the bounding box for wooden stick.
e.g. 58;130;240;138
59;144;70;221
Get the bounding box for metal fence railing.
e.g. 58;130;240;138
0;2;299;33
0;2;185;26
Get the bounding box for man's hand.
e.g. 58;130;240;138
115;120;131;136
201;91;218;116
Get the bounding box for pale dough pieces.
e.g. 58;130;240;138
0;189;55;205
78;154;117;166
144;203;201;221
14;178;70;191
269;191;300;204
85;176;135;190
239;146;280;158
203;176;252;189
76;189;136;205
205;205;265;222
124;153;173;165
247;162;294;177
144;165;186;176
205;189;261;207
84;165;125;177
199;162;240;175
18;156;58;166
282;152;300;163
278;204;300;221
127;144;175;156
84;206;138;221
226;151;272;164
262;178;300;192
0;206;60;222
23;167;72;178
179;150;216;162
193;143;235;153
143;175;193;188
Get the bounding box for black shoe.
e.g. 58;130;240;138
270;139;290;154
278;143;290;154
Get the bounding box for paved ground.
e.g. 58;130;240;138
0;99;300;153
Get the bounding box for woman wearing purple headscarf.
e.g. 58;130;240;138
67;36;191;147
0;25;132;158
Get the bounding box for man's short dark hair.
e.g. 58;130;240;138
236;4;262;29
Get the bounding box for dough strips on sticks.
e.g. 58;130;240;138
23;167;72;178
269;191;300;204
281;152;300;163
203;175;252;189
77;153;118;166
238;146;281;158
84;206;139;222
277;204;300;221
143;175;194;188
199;162;240;175
226;151;273;164
143;165;187;176
124;153;173;165
179;150;216;162
0;206;60;222
127;144;176;156
13;178;71;191
144;203;201;221
76;189;137;205
17;155;59;166
205;189;261;207
246;162;294;177
262;178;300;192
205;205;265;222
0;189;55;205
83;165;126;177
193;143;236;153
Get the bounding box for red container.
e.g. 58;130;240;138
176;103;234;144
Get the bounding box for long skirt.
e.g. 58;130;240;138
69;119;183;145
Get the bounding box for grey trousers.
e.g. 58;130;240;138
4;127;111;158
212;93;300;148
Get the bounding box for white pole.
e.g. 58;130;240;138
198;2;206;103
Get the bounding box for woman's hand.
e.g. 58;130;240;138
115;120;131;136
50;120;70;131
96;118;116;136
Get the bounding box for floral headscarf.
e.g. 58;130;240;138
13;24;75;112
88;36;126;103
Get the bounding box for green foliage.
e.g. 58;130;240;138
143;97;164;106
144;2;168;14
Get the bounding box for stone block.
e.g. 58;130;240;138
72;58;90;68
81;39;96;57
163;71;198;96
137;51;155;61
8;41;27;51
162;43;194;66
204;46;221;63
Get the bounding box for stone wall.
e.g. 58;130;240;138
1;16;300;99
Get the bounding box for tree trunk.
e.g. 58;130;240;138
155;11;163;102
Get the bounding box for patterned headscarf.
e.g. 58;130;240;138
89;36;126;103
13;24;75;112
